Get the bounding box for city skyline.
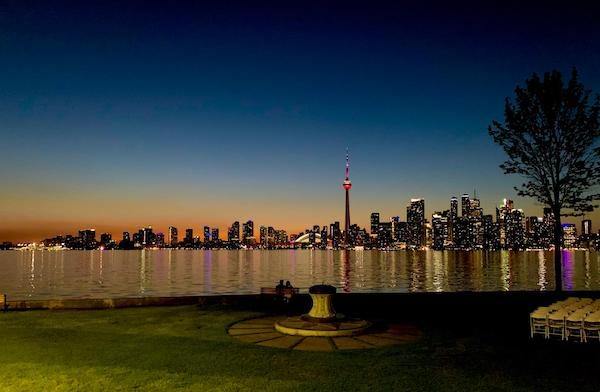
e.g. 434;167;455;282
2;152;597;242
2;172;598;243
2;2;600;241
7;190;596;246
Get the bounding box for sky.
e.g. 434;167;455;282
1;1;600;242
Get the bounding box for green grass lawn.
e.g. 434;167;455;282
0;305;597;391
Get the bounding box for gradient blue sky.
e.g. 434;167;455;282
1;1;600;241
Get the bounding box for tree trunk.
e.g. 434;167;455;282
553;209;563;292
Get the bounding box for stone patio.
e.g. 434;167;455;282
228;315;421;351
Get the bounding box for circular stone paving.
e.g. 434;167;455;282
228;315;422;351
275;316;371;337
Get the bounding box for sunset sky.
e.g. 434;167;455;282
1;1;600;242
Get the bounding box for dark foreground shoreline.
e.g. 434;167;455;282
7;291;600;334
7;290;600;311
2;292;600;391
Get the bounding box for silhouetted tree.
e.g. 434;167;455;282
489;69;600;291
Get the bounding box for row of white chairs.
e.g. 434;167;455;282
530;298;600;342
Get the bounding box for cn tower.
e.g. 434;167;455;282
342;149;352;247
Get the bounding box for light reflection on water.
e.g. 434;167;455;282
1;249;599;300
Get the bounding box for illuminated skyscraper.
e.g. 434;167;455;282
449;196;458;243
453;217;470;249
526;216;545;249
469;193;483;219
228;221;240;242
242;220;254;244
156;233;165;247
496;198;514;247
342;150;352;247
320;226;328;248
203;226;210;242
431;212;448;250
505;209;525;250
482;215;500;250
542;208;555;246
370;212;380;237
377;222;393;248
562;223;577;248
259;226;267;246
330;221;341;248
267;227;275;246
142;226;155;246
407;198;425;247
461;194;470;217
168;226;178;247
391;216;401;242
211;228;219;242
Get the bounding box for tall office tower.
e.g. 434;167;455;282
453;217;470;248
330;221;341;248
472;220;484;248
259;226;267;246
142;226;155;246
320;226;328;248
156;233;165;247
505;209;525;249
461;194;471;217
390;216;401;242
395;221;408;243
203;226;211;243
377;222;393;248
527;216;545;248
370;212;380;236
583;219;592;236
168;226;178;247
211;228;219;242
482;215;500;250
431;212;448;250
122;232;130;242
228;221;240;242
407;198;425;247
185;228;194;245
469;196;483;219
342;150;352;247
562;223;577;248
542;208;555;246
496;198;514;247
242;220;254;244
449;196;458;242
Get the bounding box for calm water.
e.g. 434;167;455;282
0;249;599;300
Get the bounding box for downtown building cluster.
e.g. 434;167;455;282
3;194;599;251
32;220;291;250
364;194;600;251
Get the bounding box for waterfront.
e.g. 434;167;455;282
0;250;599;300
